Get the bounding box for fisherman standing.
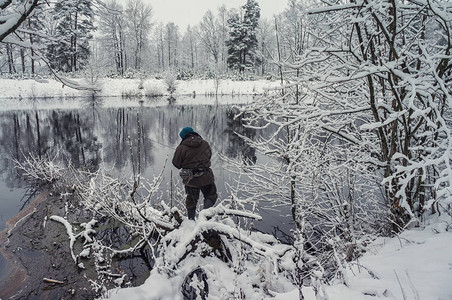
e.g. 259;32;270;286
172;127;217;220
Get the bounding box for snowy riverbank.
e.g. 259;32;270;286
106;214;452;300
0;77;280;100
322;215;452;300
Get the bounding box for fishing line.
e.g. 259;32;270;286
148;138;176;150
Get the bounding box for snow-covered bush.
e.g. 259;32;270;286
176;69;194;80
14;152;66;187
227;0;452;296
163;71;177;96
121;89;142;99
144;85;164;98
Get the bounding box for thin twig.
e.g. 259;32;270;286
394;270;407;300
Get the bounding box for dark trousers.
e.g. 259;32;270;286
185;182;217;219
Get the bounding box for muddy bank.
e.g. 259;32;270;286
0;189;152;299
0;190;97;299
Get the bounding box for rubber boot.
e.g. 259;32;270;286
203;198;215;210
187;208;196;220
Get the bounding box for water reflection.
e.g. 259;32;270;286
225;108;257;165
0;98;281;232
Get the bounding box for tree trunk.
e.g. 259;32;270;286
28;19;35;75
35;112;41;159
160;29;164;70
20;48;26;74
119;25;125;75
261;41;265;76
7;44;16;73
73;12;78;72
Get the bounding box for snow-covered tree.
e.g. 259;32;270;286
0;0;39;43
280;0;306;58
226;0;261;73
256;18;276;76
22;6;47;74
0;1;99;91
47;0;95;72
0;0;48;75
97;0;127;75
228;0;452;293
124;0;152;71
151;22;166;71
179;25;199;71
198;10;222;65
217;5;229;71
164;22;180;69
302;0;452;226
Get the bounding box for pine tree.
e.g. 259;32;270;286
48;0;95;72
226;0;260;73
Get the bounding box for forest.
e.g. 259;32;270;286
0;0;451;299
0;0;289;79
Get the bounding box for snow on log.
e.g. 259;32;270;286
80;219;97;244
49;215;77;263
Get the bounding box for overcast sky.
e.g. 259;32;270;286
141;0;289;30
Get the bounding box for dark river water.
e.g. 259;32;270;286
0;95;292;236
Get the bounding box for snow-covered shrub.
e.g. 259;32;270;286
164;71;177;96
14;152;65;186
123;68;138;79
103;201;299;299
228;0;452;296
176;69;194;80
121;89;142;99
144;86;163;98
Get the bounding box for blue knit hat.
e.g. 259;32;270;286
179;127;194;139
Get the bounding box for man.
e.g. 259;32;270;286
172;127;217;220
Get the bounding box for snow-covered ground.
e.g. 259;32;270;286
0;77;280;100
324;215;452;300
0;77;280;111
106;215;452;300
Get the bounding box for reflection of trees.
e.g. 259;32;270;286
0;110;103;188
49;111;102;169
224;107;257;164
0;103;265;190
156;104;259;164
1;112;50;188
100;108;155;172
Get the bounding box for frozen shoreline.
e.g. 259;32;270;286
0;77;280;100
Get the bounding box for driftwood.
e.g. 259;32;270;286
43;277;65;284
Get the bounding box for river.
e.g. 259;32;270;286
0;95;293;297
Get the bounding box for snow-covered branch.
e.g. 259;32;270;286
13;152;65;185
0;0;39;42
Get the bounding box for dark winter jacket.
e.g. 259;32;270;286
172;132;215;187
